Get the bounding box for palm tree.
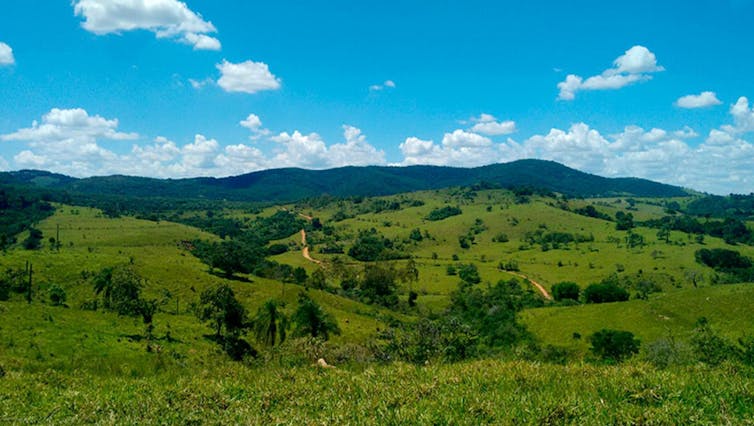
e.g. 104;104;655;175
292;293;340;340
252;299;288;347
92;267;114;309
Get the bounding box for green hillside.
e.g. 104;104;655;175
0;159;689;203
1;178;753;423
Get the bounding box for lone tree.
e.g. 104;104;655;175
292;292;340;340
252;299;288;347
589;329;640;362
197;284;248;339
92;265;144;316
552;282;580;302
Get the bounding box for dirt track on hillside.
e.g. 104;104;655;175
300;229;321;264
509;272;552;300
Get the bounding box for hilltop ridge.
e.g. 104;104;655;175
0;159;688;202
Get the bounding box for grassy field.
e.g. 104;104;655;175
521;283;754;356
3;189;754;423
1;359;752;424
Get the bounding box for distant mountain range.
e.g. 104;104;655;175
0;159;689;202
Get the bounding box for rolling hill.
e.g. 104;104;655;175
0;159;689;202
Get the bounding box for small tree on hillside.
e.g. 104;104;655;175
252;299;288;347
359;264;399;307
458;263;481;284
92;266;144;316
292;292;340;340
552;282;580;302
589;329;640;362
197;284;248;339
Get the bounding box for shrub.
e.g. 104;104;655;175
492;232;509;243
644;336;691;369
695;248;752;270
582;283;629;304
0;278;9;301
292;292;341;341
589;329;640;362
551;282;580;301
267;243;289;256
23;228;43;250
690;317;737;365
458;264;481;284
48;284;67;306
425;206;462;221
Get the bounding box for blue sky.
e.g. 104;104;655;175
1;0;754;194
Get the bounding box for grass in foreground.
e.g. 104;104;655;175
0;359;752;424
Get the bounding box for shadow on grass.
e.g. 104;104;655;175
208;270;254;283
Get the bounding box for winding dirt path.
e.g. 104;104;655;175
508;271;552;300
300;229;321;264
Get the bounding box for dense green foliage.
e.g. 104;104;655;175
589;329;640;362
425;206;463;221
1;160;689;204
686;193;754;219
643;215;753;245
552;281;580;301
695;248;754;281
573;204;612;221
347;228;408;261
0;186;56;250
291;292;341;340
582;282;630;304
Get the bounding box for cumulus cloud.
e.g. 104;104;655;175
328;125;386;166
469;114;516;136
400;130;497;167
724;96;754;133
269;125;385;169
238;113;270;140
369;80;396;91
0;42;14;65
1;108;137;176
73;0;221;50
216;60;281;94
557;45;663;100
397;101;754;194
675;91;722;109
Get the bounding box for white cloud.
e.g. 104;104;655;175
270;131;329;168
1;108;136;176
673;126;699;139
612;45;664;74
188;77;213;89
239;113;270;140
519;123;611;172
270;125;385;169
400;130;498;167
240;114;262;131
442;129;492;148
328;125;386;167
557;45;663;100
182;32;221;51
1;108;138;145
675;91;722;109
469;114;516;136
0;42;14;65
725;96;754;133
216;60;281;94
73;0;221;50
178;134;220;170
369;80;396;91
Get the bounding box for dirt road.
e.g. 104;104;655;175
300;229;321;264
508;271;552;300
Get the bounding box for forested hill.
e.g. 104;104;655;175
0;159;688;202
